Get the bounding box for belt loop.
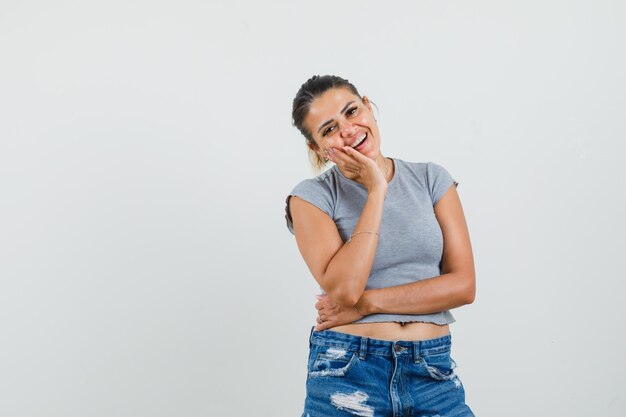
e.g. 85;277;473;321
359;337;368;360
412;340;421;363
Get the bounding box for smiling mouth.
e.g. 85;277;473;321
350;133;367;150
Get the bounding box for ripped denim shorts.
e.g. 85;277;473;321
301;327;474;417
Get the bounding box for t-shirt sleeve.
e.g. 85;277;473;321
426;162;459;206
284;179;334;235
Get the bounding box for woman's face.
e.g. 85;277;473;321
303;87;381;161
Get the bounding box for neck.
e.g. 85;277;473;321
375;154;394;183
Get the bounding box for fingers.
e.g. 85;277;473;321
326;147;355;165
326;147;361;174
315;316;332;332
316;301;337;312
315;321;331;332
315;293;326;310
317;310;330;326
342;145;368;162
315;295;330;311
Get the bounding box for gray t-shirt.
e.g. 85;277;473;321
285;157;459;325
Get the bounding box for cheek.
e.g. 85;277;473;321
318;137;330;148
315;138;332;152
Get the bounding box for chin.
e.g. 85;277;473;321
364;149;381;160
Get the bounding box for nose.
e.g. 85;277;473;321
339;120;357;138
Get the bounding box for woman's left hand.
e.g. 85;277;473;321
314;294;364;331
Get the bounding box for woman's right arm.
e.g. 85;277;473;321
289;146;387;308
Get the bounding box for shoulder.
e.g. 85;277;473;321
424;161;456;186
394;158;446;174
424;162;458;206
290;166;339;194
396;159;452;180
285;167;340;235
391;158;429;182
393;158;458;206
425;161;452;175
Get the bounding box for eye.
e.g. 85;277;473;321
347;107;358;116
322;125;335;136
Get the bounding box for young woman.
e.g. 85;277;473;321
285;75;476;417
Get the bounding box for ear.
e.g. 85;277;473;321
362;95;373;111
307;140;321;155
308;140;327;161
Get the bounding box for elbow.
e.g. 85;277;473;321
329;288;362;308
325;279;363;308
321;269;366;308
461;273;476;305
464;287;476;305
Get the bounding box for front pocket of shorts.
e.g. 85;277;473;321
308;349;358;378
422;351;457;381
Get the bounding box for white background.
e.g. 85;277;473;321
1;1;625;416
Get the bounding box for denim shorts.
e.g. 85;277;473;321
301;327;474;417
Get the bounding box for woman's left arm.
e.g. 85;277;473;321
314;185;475;330
356;184;475;315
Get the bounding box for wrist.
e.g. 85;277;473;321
356;291;377;316
367;188;387;200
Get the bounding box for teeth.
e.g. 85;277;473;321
351;133;367;148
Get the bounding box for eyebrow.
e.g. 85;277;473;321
317;101;356;134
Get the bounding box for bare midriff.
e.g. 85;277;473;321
327;321;450;342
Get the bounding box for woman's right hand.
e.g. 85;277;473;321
327;146;388;195
314;293;364;331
